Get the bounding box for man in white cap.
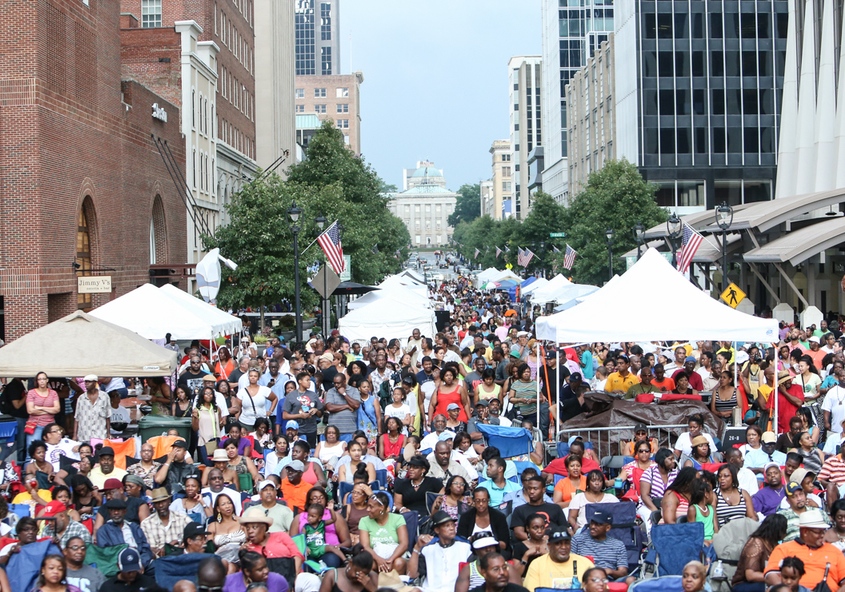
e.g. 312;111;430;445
752;463;786;517
74;375;110;442
765;509;845;591
455;533;523;592
250;479;292;532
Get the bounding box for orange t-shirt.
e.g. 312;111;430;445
651;377;675;392
280;479;311;513
554;475;587;504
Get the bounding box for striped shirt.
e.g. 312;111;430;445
818;455;845;485
639;465;678;499
715;489;750;526
571;530;628;571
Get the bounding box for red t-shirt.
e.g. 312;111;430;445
671;369;703;391
545;454;601;477
775;384;805;434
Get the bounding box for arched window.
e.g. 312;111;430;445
151;195;167;265
76;206;93;310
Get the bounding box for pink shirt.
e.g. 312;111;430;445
26;388;59;426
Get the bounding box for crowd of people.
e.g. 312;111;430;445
7;275;845;592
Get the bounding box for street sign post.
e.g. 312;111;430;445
720;282;746;308
312;265;341;336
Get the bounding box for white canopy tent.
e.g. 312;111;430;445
339;298;436;344
378;274;428;299
347;285;431;311
528;274;574;305
521;277;549;296
476;268;501;286
488;269;522;283
535;248;779;343
90;283;241;340
159;284;243;335
0;311;177;377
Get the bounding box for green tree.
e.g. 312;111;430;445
509;192;567;274
559;160;665;285
379;181;398;194
447;183;481;227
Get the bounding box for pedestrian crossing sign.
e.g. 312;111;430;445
720;283;746;308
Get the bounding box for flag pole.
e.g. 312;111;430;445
301;219;339;256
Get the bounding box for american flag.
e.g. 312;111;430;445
316;220;345;275
504;246;510;253
563;244;578;270
517;247;534;267
495;246;502;258
552;245;561;254
677;222;704;274
474;248;481;259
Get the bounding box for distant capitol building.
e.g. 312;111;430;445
386;161;456;248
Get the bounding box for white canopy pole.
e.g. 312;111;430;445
733;341;738;427
536;341;541;431
556;345;561;442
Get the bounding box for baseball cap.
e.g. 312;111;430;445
786;481;802;496
117;547;143;573
634;423;648;432
83;374;98;382
790;468;814;485
509;345;521;358
761;432;777;444
475;399;489;407
549;529;572;543
40;500;67;518
517;331;530;338
691;435;709;447
172;439;188;449
590;509;613;525
568;435;583;446
287;460;305;472
97;446;115;458
472;536;499;550
257;479;277;492
446;403;460;411
285;420;300;430
545;350;557;360
763;462;781;473
809;336;821;343
685;356;696;363
102;478;123;491
184;522;207;540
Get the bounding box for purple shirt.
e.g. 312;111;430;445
752;485;785;516
224;572;289;592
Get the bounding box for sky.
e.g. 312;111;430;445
340;0;542;191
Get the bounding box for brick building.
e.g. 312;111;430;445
0;0;186;340
295;73;364;155
120;0;258;275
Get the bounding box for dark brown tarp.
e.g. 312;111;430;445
559;392;725;457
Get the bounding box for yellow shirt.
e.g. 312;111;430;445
523;552;595;590
605;371;640;393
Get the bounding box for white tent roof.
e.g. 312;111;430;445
528;274;575;304
347;285;431;311
159;284;243;336
535;248;779;343
379;275;428;298
339;298;436;343
476;268;501;284
489;269;522;283
0;311;177;377
397;269;426;284
521;277;549;296
90;283;236;340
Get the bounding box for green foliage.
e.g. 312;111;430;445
450;164;664;285
204;121;409;311
447;183;482;227
379;181;398;193
558;159;666;285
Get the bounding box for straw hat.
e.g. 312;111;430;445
211;449;229;462
238;506;274;526
777;370;793;386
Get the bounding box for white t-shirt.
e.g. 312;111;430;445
214;391;230;418
674;432;716;457
237;385;271;427
385;403;412;426
822;385;845;434
46;438;81;471
110;405;131;436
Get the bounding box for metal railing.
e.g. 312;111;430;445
546;424;692;459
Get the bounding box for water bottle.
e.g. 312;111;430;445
712;560;724;578
571;560;581;590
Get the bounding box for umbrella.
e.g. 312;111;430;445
331;282;380;296
482;282;499;290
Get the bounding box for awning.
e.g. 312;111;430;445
621;234;741;263
642;204;754;240
701;188;845;233
743;216;845;265
331;282;380;296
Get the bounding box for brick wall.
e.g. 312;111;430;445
0;0;187;340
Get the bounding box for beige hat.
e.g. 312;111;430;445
238;505;274;526
149;487;171;503
211;449;229;462
690;435;709;447
777;370;793;386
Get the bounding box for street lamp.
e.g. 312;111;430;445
605;228;614;280
715;202;734;292
667;212;682;267
633;223;645;260
288;202;303;344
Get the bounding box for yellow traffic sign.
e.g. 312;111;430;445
720;282;746;308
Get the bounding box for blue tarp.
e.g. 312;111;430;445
155;553;210;588
8;539;62;592
521;276;539;287
476;424;534;459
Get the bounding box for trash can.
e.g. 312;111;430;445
137;416;193;443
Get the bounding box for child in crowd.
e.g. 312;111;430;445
779;556;812;592
303;503;345;567
687;478;718;544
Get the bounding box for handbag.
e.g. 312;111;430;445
23;421;36;435
204;438;218;455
